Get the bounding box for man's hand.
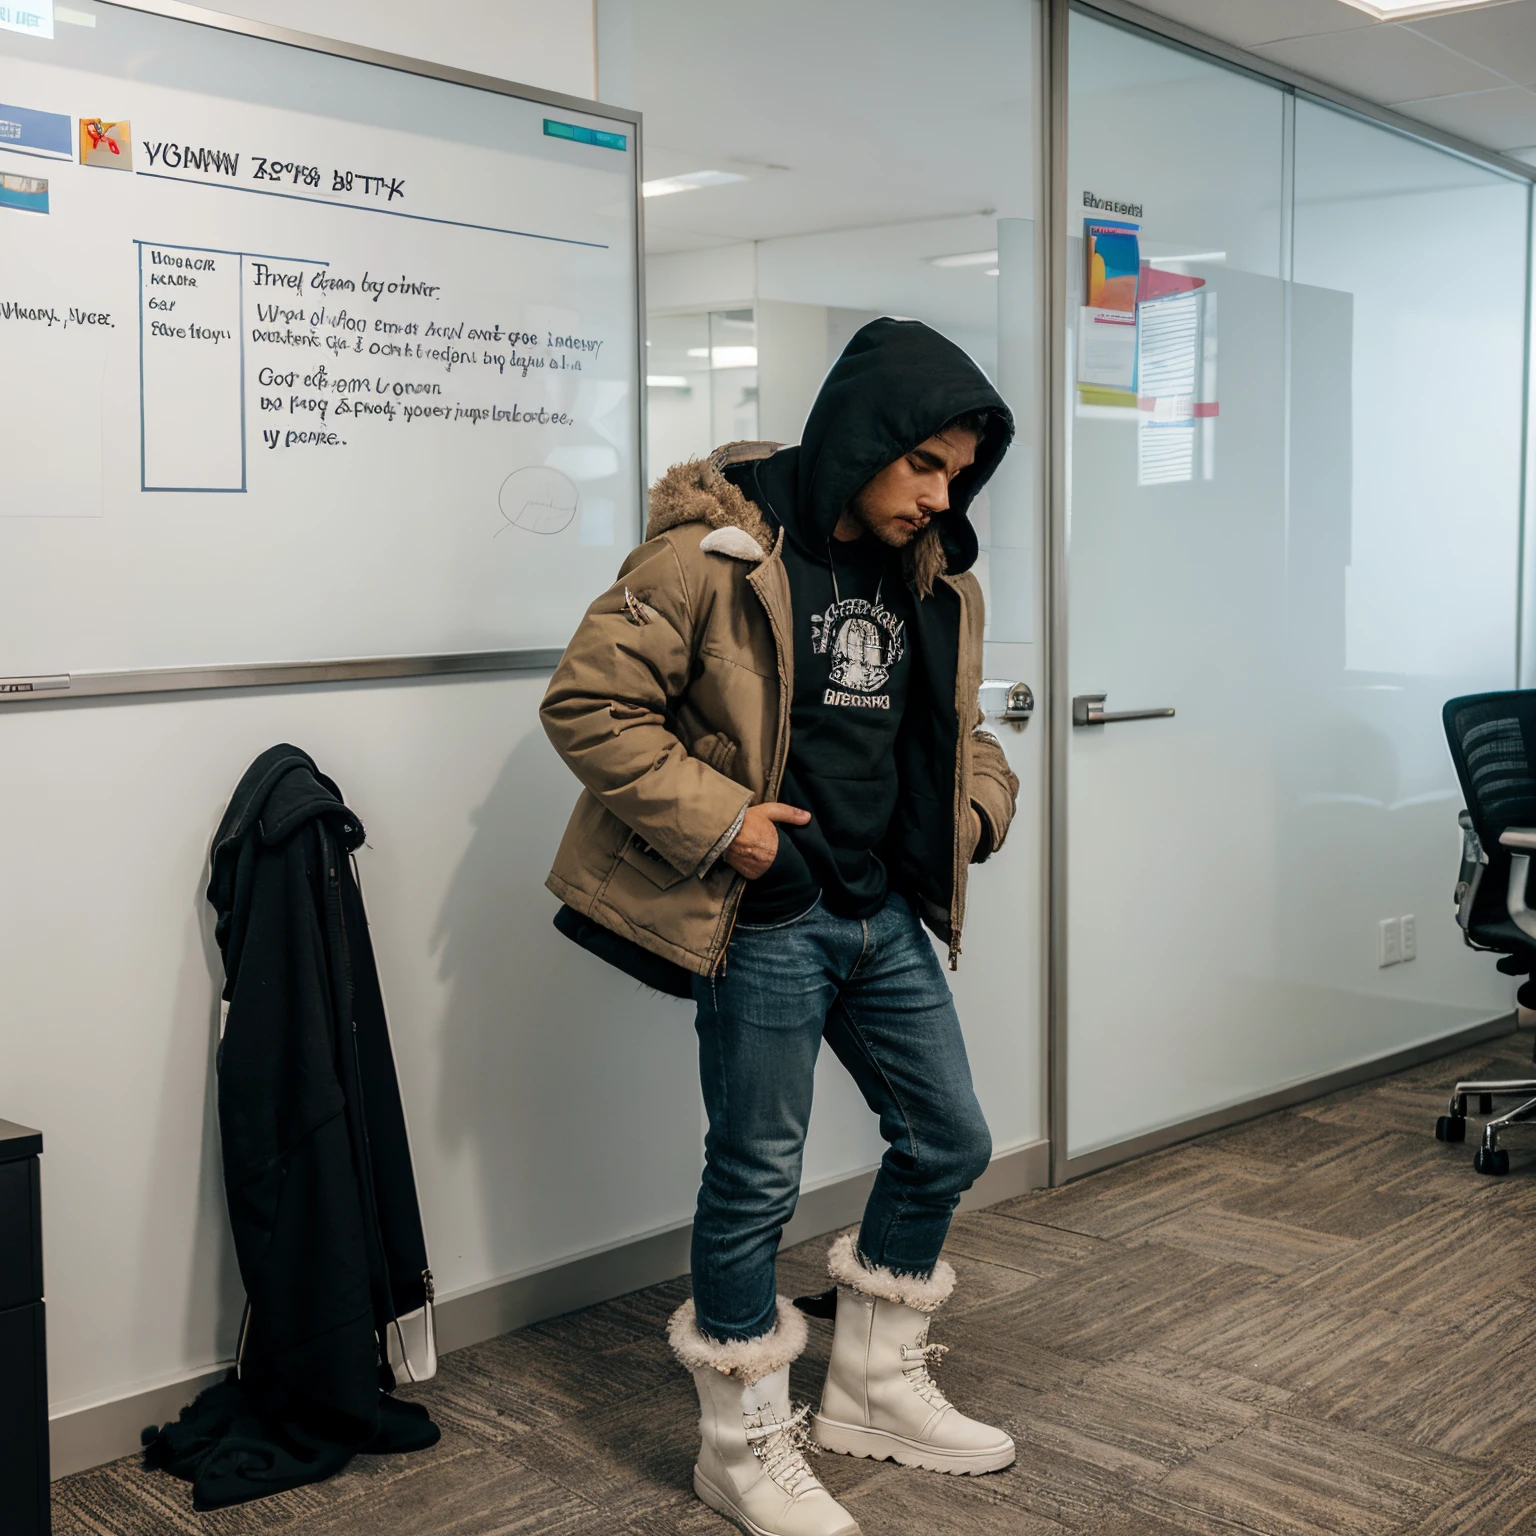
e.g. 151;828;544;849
723;802;812;879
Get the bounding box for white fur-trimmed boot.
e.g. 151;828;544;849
668;1297;860;1536
811;1234;1015;1475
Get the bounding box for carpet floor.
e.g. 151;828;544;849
51;1029;1536;1535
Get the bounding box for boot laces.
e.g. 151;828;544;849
745;1402;821;1496
899;1339;951;1409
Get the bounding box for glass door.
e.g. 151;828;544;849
1060;12;1527;1167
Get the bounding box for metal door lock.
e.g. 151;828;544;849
980;679;1034;726
1072;693;1175;726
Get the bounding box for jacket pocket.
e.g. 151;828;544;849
689;730;740;780
620;833;689;890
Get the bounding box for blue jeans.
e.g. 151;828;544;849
690;891;992;1342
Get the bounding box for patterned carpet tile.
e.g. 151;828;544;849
1215;1134;1443;1239
52;1033;1536;1536
1399;1463;1536;1536
964;1240;1279;1364
1151;1411;1472;1536
1194;1112;1373;1173
479;1377;701;1525
996;1154;1260;1242
943;1210;1120;1277
1125;1206;1359;1278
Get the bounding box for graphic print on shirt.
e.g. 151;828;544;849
811;596;906;709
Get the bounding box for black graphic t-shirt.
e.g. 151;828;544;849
739;531;916;924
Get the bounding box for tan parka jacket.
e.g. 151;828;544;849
541;443;1019;980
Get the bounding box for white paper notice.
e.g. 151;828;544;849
0;0;51;39
1077;306;1137;391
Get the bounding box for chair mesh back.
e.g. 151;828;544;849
1445;693;1536;841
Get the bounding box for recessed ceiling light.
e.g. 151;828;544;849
983;268;1000;277
1339;0;1507;18
641;170;747;198
929;249;1000;268
646;375;690;388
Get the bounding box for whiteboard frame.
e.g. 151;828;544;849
0;0;646;706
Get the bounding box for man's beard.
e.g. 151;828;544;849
845;494;921;549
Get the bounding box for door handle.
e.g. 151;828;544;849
1072;693;1175;727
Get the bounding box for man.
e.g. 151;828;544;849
542;318;1020;1536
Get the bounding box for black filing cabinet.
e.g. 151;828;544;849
0;1120;47;1536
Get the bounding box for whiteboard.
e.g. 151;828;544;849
0;0;641;694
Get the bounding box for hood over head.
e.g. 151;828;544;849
750;317;1013;576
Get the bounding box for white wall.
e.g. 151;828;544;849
203;0;596;101
0;0;720;1428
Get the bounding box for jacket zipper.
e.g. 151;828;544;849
942;576;967;971
715;544;794;977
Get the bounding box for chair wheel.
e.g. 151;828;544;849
1437;1115;1467;1143
1480;1094;1495;1115
1474;1147;1511;1176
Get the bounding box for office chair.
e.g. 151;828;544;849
1436;691;1536;1175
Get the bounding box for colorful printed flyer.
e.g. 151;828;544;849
1086;217;1140;312
0;172;48;213
79;117;132;170
1079;210;1141;396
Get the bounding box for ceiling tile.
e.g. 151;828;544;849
1390;84;1536;149
1121;0;1374;48
1510;144;1536;165
1253;23;1508;102
1406;1;1536;87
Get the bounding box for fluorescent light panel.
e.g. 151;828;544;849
1149;251;1226;265
684;346;759;367
929;249;999;268
1339;0;1506;18
646;375;689;388
641;169;747;198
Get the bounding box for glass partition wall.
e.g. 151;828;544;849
606;0;1533;1184
1061;9;1532;1167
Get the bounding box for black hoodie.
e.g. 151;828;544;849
205;746;432;1447
725;319;1013;922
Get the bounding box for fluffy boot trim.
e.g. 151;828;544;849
667;1296;809;1385
826;1232;956;1314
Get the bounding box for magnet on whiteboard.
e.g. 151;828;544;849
79;117;132;170
498;466;578;537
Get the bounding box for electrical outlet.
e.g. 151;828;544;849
1379;917;1402;967
1401;914;1416;962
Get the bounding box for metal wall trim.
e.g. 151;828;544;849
7;2;645;703
1062;1013;1517;1182
1073;0;1536;186
1043;0;1072;1189
1518;185;1535;688
0;651;566;705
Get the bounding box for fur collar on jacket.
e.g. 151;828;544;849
645;445;950;597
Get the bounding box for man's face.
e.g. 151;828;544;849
842;428;980;547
